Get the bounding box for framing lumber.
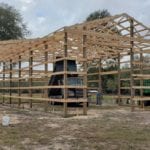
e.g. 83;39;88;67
0;13;149;115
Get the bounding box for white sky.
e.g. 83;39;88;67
0;0;150;38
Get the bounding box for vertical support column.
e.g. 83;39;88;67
18;55;21;106
29;49;33;108
98;58;103;104
130;19;135;111
63;28;68;117
9;59;12;105
83;26;87;115
44;44;49;111
140;50;144;108
44;45;48;95
118;53;121;105
2;62;5;104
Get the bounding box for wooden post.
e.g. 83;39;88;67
18;55;21;106
2;62;5;104
9;59;12;105
44;44;49;111
29;50;33;108
98;58;103;104
130;19;135;112
118;53;121;105
140;50;144;109
63;28;68;117
44;45;48;85
83;26;87;115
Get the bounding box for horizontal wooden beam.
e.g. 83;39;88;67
0;85;87;90
1;95;87;103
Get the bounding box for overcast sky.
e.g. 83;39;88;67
0;0;150;38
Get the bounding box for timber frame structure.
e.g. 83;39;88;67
0;13;150;116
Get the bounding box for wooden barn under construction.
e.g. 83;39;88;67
0;13;150;117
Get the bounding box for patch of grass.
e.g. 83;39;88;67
0;105;150;150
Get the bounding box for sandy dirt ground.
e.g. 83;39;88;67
0;105;150;150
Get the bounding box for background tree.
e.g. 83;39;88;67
86;9;115;94
106;78;117;94
0;3;30;40
86;9;122;94
86;9;111;21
